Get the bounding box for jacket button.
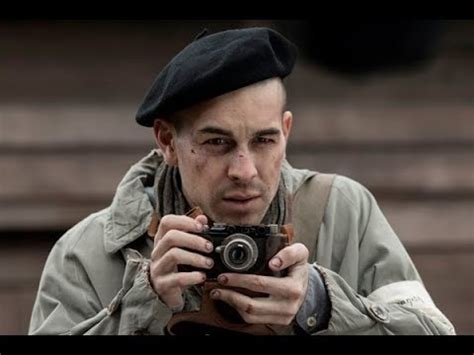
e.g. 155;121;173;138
369;305;389;323
306;315;317;328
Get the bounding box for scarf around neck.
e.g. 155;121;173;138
152;159;288;225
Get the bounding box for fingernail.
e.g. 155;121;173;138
205;242;213;251
211;290;220;299
206;258;214;267
271;257;282;268
218;275;228;284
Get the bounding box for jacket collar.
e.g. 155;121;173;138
103;149;163;254
281;159;317;195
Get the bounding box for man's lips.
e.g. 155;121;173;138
219;194;263;216
221;195;262;210
222;194;261;201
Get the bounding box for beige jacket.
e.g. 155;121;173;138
29;149;455;335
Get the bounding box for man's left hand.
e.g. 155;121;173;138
210;242;309;325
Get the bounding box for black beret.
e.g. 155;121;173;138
135;27;298;127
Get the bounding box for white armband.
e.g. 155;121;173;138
367;280;454;333
367;280;435;308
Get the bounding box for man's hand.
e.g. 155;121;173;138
149;214;214;311
209;243;309;325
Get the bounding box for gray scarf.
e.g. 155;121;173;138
153;160;287;225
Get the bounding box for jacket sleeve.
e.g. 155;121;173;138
308;176;455;335
28;230;177;335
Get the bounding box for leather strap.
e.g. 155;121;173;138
166;281;286;335
292;173;336;263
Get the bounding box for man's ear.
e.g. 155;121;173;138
282;110;293;141
153;119;178;166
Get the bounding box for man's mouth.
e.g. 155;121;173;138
222;194;261;202
221;194;261;207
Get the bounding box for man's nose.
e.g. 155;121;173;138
227;150;258;183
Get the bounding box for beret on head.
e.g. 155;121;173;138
135;27;298;127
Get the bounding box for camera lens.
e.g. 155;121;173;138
220;234;258;272
229;244;248;265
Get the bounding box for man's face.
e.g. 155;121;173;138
157;78;292;225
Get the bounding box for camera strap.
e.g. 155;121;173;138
166;281;292;335
292;173;336;263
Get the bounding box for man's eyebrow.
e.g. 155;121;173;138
254;128;281;136
197;126;281;137
197;126;233;136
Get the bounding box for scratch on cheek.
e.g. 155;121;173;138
191;149;196;154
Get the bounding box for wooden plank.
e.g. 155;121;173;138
382;200;474;250
1;103;473;146
289;104;474;144
0;201;108;230
0;151;144;200
287;149;474;194
0;104;152;146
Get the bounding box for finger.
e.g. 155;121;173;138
155;214;206;244
153;247;214;274
194;214;208;226
152;230;213;260
154;271;207;291
158;289;184;312
217;273;300;299
268;243;308;271
152;271;206;303
210;288;295;324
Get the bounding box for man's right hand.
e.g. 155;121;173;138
149;214;214;311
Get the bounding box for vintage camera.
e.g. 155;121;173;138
179;223;290;279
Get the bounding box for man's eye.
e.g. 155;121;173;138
205;138;228;145
255;136;275;144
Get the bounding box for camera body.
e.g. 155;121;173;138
179;223;289;279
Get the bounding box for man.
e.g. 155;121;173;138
29;27;454;335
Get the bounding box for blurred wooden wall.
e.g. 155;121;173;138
0;20;472;334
